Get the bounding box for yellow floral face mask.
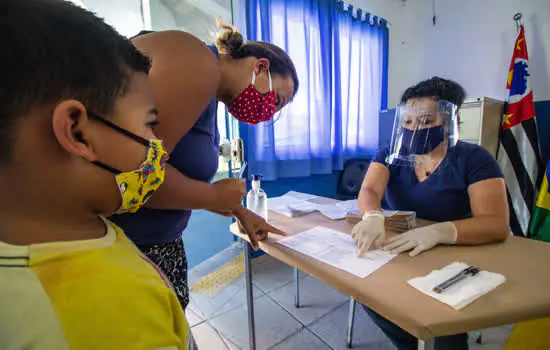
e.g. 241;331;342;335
88;113;168;214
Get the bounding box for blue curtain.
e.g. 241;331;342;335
238;0;388;181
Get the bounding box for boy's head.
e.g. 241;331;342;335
1;0;158;216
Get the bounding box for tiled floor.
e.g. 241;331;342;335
189;255;513;350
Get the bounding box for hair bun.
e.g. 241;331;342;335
216;19;244;55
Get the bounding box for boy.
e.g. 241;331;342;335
0;0;194;349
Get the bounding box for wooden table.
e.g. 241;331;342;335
230;198;550;350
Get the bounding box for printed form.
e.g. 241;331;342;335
278;226;397;278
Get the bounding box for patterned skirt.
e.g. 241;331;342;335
137;236;189;310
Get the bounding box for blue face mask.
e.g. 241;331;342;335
400;125;444;155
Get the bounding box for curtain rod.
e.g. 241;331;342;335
339;0;392;26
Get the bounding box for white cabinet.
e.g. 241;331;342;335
459;97;504;157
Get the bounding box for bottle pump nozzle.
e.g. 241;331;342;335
251;174;262;190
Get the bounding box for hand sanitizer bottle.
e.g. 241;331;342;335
246;174;268;220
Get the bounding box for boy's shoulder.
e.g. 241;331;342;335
0;221;190;349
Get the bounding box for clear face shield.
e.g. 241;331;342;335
386;100;459;166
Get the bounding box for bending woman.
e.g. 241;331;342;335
110;24;299;309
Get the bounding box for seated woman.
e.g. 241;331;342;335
352;77;509;350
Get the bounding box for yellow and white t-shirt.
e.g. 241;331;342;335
0;219;194;350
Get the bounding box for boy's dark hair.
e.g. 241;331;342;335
0;0;151;162
401;77;466;107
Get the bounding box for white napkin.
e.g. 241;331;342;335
407;262;506;310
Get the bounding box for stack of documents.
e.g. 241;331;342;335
278;226;397;278
382;211;416;232
268;192;347;220
345;208;416;232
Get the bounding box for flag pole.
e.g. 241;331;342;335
513;13;522;33
497;12;524;160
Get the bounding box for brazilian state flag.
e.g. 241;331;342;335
530;161;550;241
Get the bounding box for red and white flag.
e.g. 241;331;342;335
497;26;543;236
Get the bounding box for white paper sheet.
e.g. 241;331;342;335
268;195;304;208
287;201;319;216
336;199;359;211
268;195;306;217
284;191;319;201
268;194;347;220
314;204;348;220
336;200;412;218
278;226;397;278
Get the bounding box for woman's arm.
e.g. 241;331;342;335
453;178;510;244
132;31;221;153
133;31;246;211
358;162;390;215
381;178;509;257
380;178;509;256
146;166;246;211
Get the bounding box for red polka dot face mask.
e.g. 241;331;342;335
228;70;277;125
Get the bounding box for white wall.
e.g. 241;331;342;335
79;0;550;105
78;0;230;41
151;0;231;42
81;0;144;37
150;0;178;31
351;0;550;107
402;0;550;104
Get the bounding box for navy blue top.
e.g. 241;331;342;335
110;45;220;245
374;141;504;222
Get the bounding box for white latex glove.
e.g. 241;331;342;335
381;222;458;257
352;211;385;257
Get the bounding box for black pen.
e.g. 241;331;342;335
433;266;481;293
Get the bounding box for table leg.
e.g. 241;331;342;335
243;241;256;350
472;330;483;344
418;339;435;350
346;298;357;348
294;268;300;308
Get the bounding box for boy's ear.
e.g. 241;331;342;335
51;100;99;162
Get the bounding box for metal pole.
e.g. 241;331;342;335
418;339;435;350
346;298;357;348
139;0;152;30
294;268;300;308
513;12;522;33
243;241;256;350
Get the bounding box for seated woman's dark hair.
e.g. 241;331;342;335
216;21;299;97
401;77;466;107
